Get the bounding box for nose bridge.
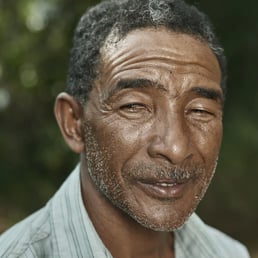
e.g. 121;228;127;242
164;109;188;149
149;108;191;164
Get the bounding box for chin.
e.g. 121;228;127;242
128;205;195;232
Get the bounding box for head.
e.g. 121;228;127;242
55;0;226;231
66;0;226;104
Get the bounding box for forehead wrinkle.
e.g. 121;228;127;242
104;46;209;70
101;47;220;85
101;29;219;70
97;28;221;103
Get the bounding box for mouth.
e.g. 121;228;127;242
136;179;191;200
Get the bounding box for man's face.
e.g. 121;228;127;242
82;28;223;231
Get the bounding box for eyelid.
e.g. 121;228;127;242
185;108;213;117
107;89;154;108
106;88;149;102
187;98;222;110
185;98;222;122
107;89;154;121
190;108;213;114
120;102;146;107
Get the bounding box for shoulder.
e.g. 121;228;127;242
0;206;52;258
175;213;250;258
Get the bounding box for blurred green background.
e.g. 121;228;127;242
0;0;257;256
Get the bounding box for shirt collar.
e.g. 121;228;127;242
51;164;112;257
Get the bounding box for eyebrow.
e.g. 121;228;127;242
191;86;224;103
108;79;224;104
108;78;166;97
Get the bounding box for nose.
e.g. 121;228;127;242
147;112;192;165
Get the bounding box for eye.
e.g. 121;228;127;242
191;108;212;115
185;98;222;126
185;108;216;123
118;102;152;120
120;103;146;113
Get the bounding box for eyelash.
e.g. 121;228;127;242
190;109;211;114
120;103;146;112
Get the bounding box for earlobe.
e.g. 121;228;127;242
54;92;84;153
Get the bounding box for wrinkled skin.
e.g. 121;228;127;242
81;28;223;232
55;27;223;258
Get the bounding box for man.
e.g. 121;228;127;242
0;0;250;257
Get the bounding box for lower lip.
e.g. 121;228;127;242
137;181;188;200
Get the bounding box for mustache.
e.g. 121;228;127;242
124;163;204;183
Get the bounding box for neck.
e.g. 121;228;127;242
80;160;175;258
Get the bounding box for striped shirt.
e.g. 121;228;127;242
0;165;250;258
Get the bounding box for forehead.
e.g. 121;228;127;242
98;27;221;92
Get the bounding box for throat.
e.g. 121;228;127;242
95;214;175;258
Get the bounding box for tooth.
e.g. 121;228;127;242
158;183;172;187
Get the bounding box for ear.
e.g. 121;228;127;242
54;92;84;153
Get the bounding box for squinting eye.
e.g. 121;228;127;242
191;109;211;115
185;108;216;123
118;102;152;120
185;108;216;122
185;98;222;124
120;103;146;113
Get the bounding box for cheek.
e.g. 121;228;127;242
194;121;222;161
97;121;152;163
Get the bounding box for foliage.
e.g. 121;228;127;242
0;0;257;254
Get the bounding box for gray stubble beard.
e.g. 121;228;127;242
83;121;219;231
